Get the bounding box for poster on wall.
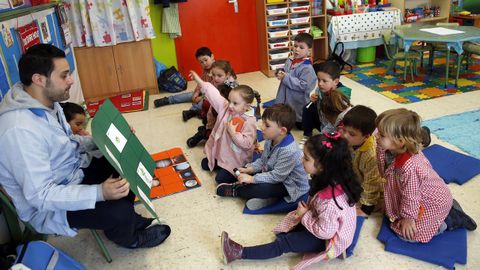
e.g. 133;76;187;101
0;0;10;10
38;17;52;43
1;22;14;48
55;3;72;47
0;51;11;101
16;22;41;53
8;0;24;9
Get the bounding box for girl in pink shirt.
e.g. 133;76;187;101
190;71;261;184
376;108;476;243
220;132;362;270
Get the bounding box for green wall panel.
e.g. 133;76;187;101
149;1;178;68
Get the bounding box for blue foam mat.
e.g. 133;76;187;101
346;216;366;257
423;144;480;185
243;193;308;215
262;99;276;108
377;218;467;269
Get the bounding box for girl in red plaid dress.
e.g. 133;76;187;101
220;132;362;270
375;109;476;243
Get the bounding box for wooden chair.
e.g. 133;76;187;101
382;29;422;81
0;189;112;263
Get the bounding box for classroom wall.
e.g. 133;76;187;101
149;0;178;68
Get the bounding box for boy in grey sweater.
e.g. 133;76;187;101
216;104;310;210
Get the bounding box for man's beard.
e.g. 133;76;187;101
44;78;70;102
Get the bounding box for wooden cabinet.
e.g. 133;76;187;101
255;0;328;77
389;0;450;24
74;40;158;102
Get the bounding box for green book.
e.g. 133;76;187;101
91;99;158;220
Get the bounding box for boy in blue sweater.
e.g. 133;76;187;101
216;104;310;210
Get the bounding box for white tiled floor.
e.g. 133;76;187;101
49;71;480;269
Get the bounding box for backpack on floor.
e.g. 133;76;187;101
14;241;86;270
157;66;187;93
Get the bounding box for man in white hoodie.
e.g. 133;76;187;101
0;44;170;249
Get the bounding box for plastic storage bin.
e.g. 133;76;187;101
270;59;285;70
268;38;289;49
268;28;289;38
266;6;288;15
291;27;310;35
269;49;290;60
356;46;376;63
267;0;285;3
290;16;310;24
290;5;310;13
267;17;288;27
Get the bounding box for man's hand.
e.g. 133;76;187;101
102;176;130;200
399;218;417;240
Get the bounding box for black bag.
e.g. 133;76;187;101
327;42;353;73
157;66;188;93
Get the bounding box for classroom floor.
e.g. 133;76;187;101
49;71;480;270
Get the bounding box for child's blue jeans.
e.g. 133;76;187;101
242;225;326;260
167;92;202;111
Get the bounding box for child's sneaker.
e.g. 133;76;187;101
246;198;277;210
446;199;477;231
154;97;170;108
216;183;237;197
298;136;309;150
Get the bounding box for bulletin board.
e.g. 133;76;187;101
0;5;75;102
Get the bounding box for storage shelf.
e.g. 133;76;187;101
257;0;328;76
413;16;448;23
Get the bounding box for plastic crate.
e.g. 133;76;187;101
268;39;289;49
269;50;290;60
267;7;288;15
290;5;309;13
290;16;310;24
269;60;285;70
268;28;289;38
267;18;288;27
267;0;285;3
291;27;310;35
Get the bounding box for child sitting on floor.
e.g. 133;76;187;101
189;70;260;184
220;132;362;269
342;105;385;216
153;47;215;123
216;104;310;211
275;33;317;129
60;102;102;169
300;61;352;148
60;102;89;135
376;108;476;243
186;60;238;147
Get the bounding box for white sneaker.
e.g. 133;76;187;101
246;198;277;210
299;136;309;150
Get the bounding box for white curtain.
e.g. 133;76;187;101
64;0;155;47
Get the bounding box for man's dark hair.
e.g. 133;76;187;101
313;61;341;80
19;44;66;86
342;105;377;135
195;47;212;58
294;33;313;48
262;104;296;132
